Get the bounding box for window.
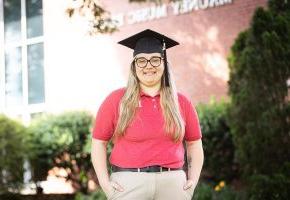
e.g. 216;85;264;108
1;0;45;120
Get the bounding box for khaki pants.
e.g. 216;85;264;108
107;170;194;200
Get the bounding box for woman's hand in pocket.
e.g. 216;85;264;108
183;179;196;191
103;181;124;197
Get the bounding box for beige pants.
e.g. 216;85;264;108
106;170;194;200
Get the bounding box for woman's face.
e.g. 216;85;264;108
134;52;164;88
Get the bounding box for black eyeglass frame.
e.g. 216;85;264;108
134;56;164;68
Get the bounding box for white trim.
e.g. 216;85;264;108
0;0;5;113
21;0;30;123
42;0;48;118
27;103;46;114
26;36;44;44
3;103;45;123
4;41;22;48
4;36;44;49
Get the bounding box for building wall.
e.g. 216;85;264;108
42;0;126;114
0;0;268;121
102;0;268;104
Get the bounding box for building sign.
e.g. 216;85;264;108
112;0;233;26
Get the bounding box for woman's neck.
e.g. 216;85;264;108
140;83;161;97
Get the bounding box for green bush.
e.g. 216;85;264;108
0;115;27;193
228;0;290;198
247;173;290;200
193;182;213;200
214;186;237;200
193;182;238;200
28;111;94;193
74;190;106;200
197;100;237;182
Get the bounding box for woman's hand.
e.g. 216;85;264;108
103;181;124;195
183;179;196;190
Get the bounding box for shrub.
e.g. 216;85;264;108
193;182;213;200
193;181;238;200
247;173;290;200
0;115;27;193
28;111;95;193
228;0;290;198
197;100;238;182
74;190;106;200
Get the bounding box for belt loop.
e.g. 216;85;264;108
168;168;171;171
138;168;140;172
160;167;162;172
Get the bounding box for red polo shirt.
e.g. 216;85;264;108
92;88;202;168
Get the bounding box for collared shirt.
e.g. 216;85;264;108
92;88;202;168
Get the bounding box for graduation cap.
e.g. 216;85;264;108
118;29;179;87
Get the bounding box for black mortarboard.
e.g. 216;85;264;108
118;29;179;87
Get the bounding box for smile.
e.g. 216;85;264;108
144;71;156;76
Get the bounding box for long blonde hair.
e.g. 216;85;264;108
113;61;185;143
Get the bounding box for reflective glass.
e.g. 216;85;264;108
4;0;21;43
28;43;45;104
26;0;43;38
5;47;23;106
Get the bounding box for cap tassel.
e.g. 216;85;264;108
163;39;170;87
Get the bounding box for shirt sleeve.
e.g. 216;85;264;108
183;95;202;141
92;91;120;141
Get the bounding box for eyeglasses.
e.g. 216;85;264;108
134;56;163;68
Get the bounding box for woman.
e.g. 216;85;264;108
91;29;204;200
